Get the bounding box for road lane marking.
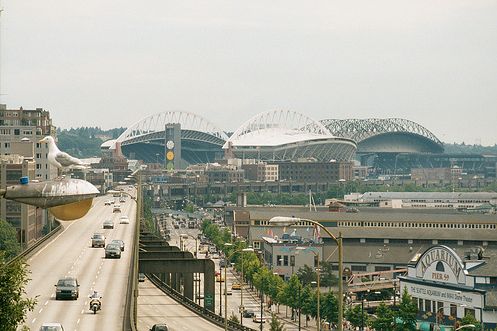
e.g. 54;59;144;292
44;300;49;306
32;318;36;324
81;309;85;314
29;222;76;260
39;308;43;313
77;318;80;324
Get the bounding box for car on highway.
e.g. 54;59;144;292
119;197;126;203
231;283;241;290
243;308;256;318
223;289;232;295
55;277;79;300
119;215;130;224
113;204;121;213
252;314;267;323
105;244;122;259
104;200;112;206
111;239;125;251
102;219;114;229
150;324;169;331
138;273;146;282
215;274;225;282
91;233;105;248
39;323;65;331
219;259;227;268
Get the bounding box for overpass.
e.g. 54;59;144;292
22;192;254;330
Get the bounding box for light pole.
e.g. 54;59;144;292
260;277;264;331
223;245;254;331
269;217;344;331
219;261;223;316
361;299;367;331
181;233;198;257
298;283;302;331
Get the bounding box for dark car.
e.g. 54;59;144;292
105;244;122;259
91;233;105;248
55;277;79;300
111;239;125;251
243;308;256;318
150;324;168;331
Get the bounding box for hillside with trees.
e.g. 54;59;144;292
56;127;126;158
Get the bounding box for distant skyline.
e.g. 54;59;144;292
2;1;497;145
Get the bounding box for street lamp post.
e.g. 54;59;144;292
298;283;302;331
223;245;254;331
181;233;198;257
260;278;264;331
219;262;223;316
269;217;344;331
361;299;368;331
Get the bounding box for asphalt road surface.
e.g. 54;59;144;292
24;191;136;331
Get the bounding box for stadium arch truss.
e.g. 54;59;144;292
321;118;444;154
116;112;229;164
224;110;357;162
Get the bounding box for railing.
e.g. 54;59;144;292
148;274;255;331
7;220;62;265
123;231;138;331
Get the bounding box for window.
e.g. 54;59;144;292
351;265;367;272
425;299;432;312
450;304;457;317
276;255;282;266
283;255;289;266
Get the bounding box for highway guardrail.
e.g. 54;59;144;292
7;220;62;266
148;274;255;331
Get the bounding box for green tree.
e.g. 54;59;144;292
394;287;417;331
320;291;338;325
296;264;316;286
269;313;285;331
370;302;394;331
0;251;37;330
460;313;480;330
280;275;303;312
319;261;339;288
0;219;21;260
345;303;369;329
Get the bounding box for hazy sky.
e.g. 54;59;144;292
2;1;497;145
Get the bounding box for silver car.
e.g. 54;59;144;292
111;239;125;251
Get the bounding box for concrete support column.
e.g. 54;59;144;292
184;273;194;300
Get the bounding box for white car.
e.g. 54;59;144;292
39;322;64;331
252;314;267;323
104;200;111;206
113;205;121;213
120;215;130;224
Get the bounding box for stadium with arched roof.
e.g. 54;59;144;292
114;111;229;165
320;118;444;154
223;110;357;162
320;118;445;174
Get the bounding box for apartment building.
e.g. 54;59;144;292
0;105;57;180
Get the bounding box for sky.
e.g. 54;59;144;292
2;0;497;145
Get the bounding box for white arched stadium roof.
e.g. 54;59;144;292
116;111;229;143
224;110;334;148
